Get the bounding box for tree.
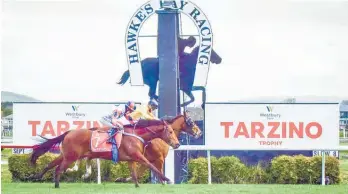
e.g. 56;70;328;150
2;108;12;117
1;102;13;117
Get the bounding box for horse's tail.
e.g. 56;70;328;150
116;70;130;85
30;131;71;166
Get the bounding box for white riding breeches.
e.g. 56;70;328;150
100;115;131;128
100;115;114;127
117;116;131;125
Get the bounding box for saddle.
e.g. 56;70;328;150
90;128;119;163
90;130;115;152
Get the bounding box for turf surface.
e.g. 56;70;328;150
1;183;348;194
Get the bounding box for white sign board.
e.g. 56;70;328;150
312;150;339;158
205;103;340;150
12;102;135;147
12;148;33;154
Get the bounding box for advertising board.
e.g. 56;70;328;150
11;102;137;147
204;103;340;150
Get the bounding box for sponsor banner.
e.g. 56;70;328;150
12;103;137;147
205;103;340;150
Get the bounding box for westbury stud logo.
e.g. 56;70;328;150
260;105;281;120
266;105;273;112
72;105;80;112
65;105;86;119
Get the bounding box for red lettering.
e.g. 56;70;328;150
305;122;322;139
220;122;233;138
93;121;103;128
86;121;91;129
251;122;264;138
289;122;303;138
73;121;84;130
234;122;249;138
57;121;70;135
221;121;323;139
259;141;283;146
282;122;287;138
28;121;40;136
41;121;56;136
268;122;280;138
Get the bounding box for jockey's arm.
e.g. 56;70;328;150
111;115;123;127
143;112;157;120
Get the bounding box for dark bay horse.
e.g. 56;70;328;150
66;112;202;181
29;119;180;188
117;37;222;107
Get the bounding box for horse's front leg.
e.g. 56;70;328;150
128;161;139;187
153;158;167;185
132;152;170;183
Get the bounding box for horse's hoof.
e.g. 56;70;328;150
135;184;140;188
54;183;60;188
82;174;90;179
125;177;133;182
29;174;42;181
66;168;74;173
115;177;125;182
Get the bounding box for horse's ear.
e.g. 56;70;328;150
163;120;168;125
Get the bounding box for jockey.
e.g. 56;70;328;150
129;99;159;122
100;101;136;148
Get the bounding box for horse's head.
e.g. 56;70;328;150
186;36;197;48
182;110;203;139
211;48;222;64
159;120;181;149
164;112;202;139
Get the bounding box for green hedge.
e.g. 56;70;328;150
188;155;341;184
7;153;341;184
7;153;150;183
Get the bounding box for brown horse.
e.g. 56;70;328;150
117;113;202;183
67;112;202;182
29;119;180;188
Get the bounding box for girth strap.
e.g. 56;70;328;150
122;132;145;144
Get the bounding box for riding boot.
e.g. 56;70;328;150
107;128;117;144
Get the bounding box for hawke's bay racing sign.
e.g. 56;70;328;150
125;0;213;86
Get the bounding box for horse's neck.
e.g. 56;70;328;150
126;126;162;142
171;116;184;136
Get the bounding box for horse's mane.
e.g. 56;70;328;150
124;119;165;129
87;116;184;131
161;114;184;124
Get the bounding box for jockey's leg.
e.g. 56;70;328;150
100;116;114;128
115;131;122;149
